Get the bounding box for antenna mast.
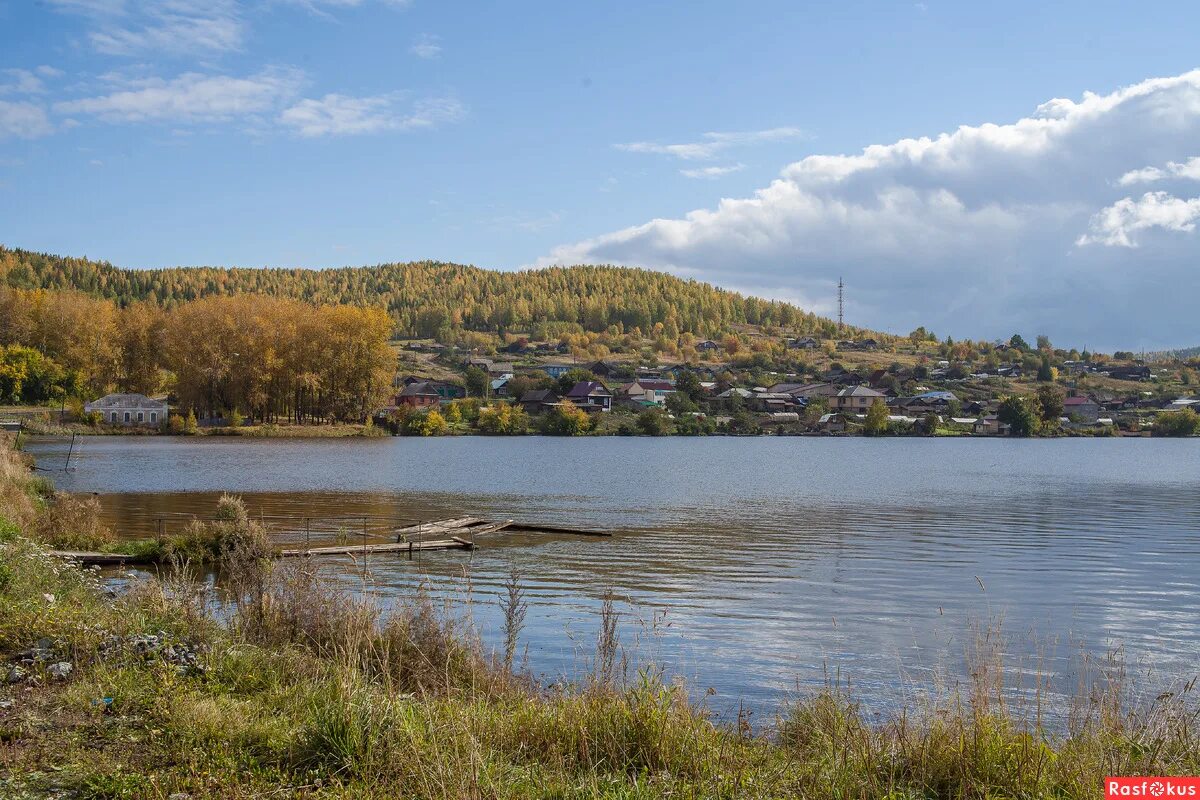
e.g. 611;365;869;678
837;277;844;333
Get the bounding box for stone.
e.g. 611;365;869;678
47;662;73;680
6;666;28;684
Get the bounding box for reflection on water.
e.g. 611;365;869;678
26;435;1200;717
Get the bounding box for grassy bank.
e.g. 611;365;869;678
2;436;1198;798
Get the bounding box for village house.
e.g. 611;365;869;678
616;379;676;406
747;390;795;413
466;357;494;373
585;360;619;379
518;389;560;415
695;340;720;352
565;380;613;412
429;381;466;401
837;339;880;351
817;413;847;433
787;336;818;350
490;378;510;398
784;382;839;401
829;385;885;412
539;364;576;378
891;390;958;416
85;393;168;426
396;382;441;408
973;415;1011;435
1105;365;1152;381
1063;395;1101;422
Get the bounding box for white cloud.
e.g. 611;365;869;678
0;69;47;95
546;70;1200;349
680;163;744;179
279;93;464;136
615;127;806;160
46;0;246;55
54;68;304;123
1077;191;1200;247
409;33;442;59
0;101;55;139
1118;156;1200;186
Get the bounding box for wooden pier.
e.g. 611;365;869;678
51;516;613;565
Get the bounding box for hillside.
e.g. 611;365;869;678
0;246;875;342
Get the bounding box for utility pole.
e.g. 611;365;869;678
837;277;844;333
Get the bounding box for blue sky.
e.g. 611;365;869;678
2;1;1200;349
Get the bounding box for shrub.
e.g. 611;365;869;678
540;402;593;435
1154;408;1200;437
636;408;669;436
35;492;115;550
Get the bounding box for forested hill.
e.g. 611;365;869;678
0;246;871;340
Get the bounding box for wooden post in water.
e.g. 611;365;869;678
63;433;76;471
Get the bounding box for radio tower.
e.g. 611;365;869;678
837;276;844;333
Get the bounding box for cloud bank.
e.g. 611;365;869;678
547;71;1200;349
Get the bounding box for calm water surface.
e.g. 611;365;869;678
26;435;1200;719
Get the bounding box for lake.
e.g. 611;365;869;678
25;434;1200;721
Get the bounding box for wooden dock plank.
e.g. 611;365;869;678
277;538;474;557
505;524;612;537
393;517;484;539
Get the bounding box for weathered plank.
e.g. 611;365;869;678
505;524;612;537
393;517;485;540
277;538;473;557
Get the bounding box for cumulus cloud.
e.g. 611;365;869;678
279;93;464;136
1078;191;1200;247
680;163;745;179
547;70;1200;349
54;68;304;122
615;127;806;160
1118;156;1200;186
0;101;55;139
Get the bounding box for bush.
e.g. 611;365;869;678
477;403;528;435
168;410;199;435
636;409;669;436
540;402;593;435
35;492;115;550
404;408;449;436
1154;408;1200;437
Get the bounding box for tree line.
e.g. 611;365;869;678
0;287;393;423
1;246;874;341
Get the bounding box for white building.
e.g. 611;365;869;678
85;393;169;426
